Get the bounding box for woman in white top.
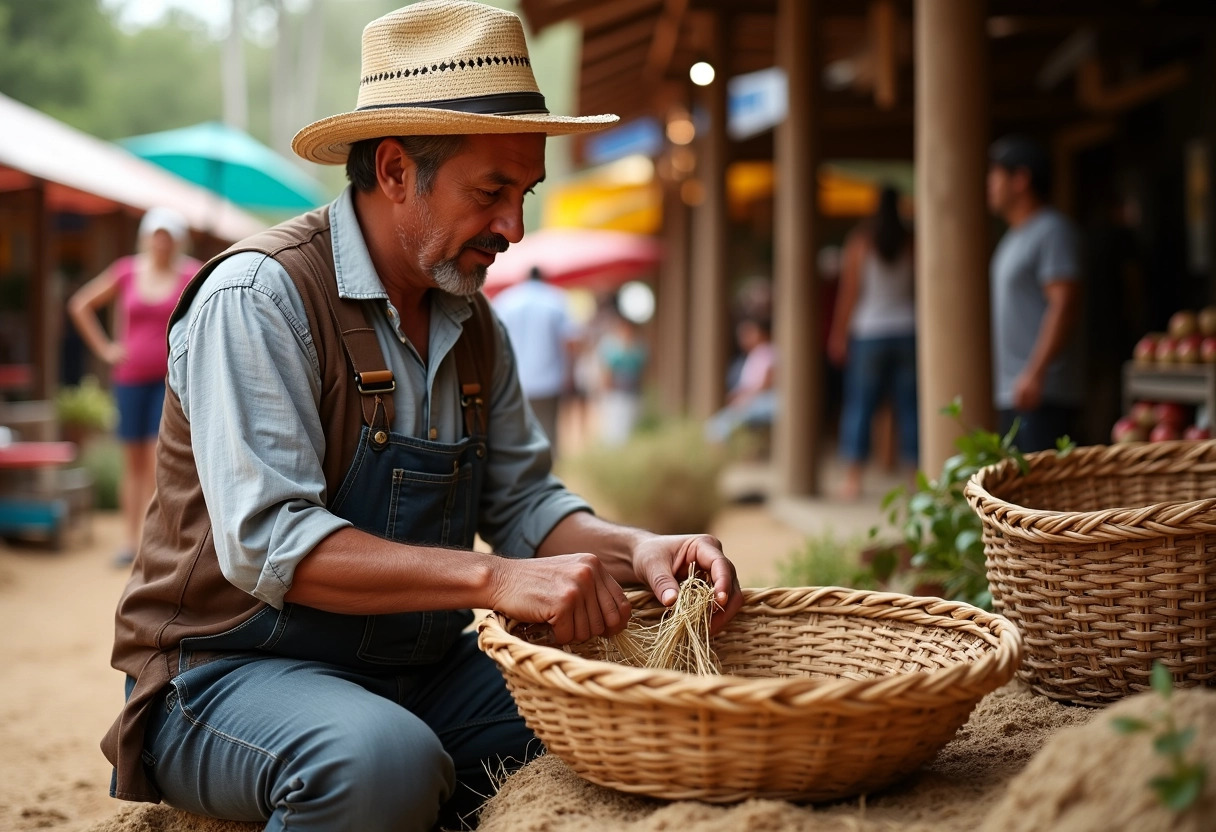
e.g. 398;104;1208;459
828;185;918;500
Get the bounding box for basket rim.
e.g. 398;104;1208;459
476;586;1023;714
965;439;1216;542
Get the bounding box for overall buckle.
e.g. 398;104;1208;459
357;370;396;395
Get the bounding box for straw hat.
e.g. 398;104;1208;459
292;1;619;165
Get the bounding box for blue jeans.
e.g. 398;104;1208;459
137;632;537;832
704;390;777;444
998;405;1075;454
838;334;918;464
113;380;166;441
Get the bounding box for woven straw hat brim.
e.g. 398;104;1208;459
293;107;619;165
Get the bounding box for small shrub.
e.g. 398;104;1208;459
56;375;117;435
81;437;122;511
564;420;726;535
875;397;1074;610
777;531;877;589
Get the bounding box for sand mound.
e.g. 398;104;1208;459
983;687;1216;832
83;805;259;832
476;682;1097;832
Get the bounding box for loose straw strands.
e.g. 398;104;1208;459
602;569;722;675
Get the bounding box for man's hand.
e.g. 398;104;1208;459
1012;369;1044;412
630;534;744;636
487;553;631;645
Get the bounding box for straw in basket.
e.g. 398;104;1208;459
477;586;1021;803
966;439;1216;706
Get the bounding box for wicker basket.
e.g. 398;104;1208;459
477;587;1021;803
965;440;1216;706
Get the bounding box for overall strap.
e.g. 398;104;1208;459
454;293;497;440
276;245;397;433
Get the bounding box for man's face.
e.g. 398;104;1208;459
396;133;546;296
987;164;1012;216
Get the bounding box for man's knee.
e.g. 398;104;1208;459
280;711;455;831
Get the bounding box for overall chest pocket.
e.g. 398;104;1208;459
385;461;474;548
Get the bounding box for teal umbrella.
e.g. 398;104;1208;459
120;121;326;213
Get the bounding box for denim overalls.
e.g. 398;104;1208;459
136;298;537;832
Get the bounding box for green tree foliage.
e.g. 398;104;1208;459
0;0;115;115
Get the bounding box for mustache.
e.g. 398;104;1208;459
464;233;510;254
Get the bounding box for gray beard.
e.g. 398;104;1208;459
431;257;487;297
396;203;487;297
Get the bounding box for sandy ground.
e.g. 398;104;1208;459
0;500;809;832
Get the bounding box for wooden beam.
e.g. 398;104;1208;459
645;0;690;87
524;0;612;31
581;0;663;32
580;45;651;88
582;16;659;64
915;0;994;469
869;0;897;109
1076;57;1189;115
773;0;823;496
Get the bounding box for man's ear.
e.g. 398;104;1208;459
375;139;415;204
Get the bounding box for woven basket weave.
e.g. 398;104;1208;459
477;586;1021;803
965;439;1216;706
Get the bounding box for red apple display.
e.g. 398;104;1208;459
1183;425;1212;440
1150;423;1181;442
1112;417;1148;443
1130;401;1158;429
1176;335;1204;364
1199;306;1216;337
1155;336;1179;363
1169;310;1198;339
1134;333;1160;364
1201;337;1216;364
1153;401;1189;428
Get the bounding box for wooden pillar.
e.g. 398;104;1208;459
687;13;730;419
914;0;993;472
657;181;691;414
29;183;56;400
774;0;822;496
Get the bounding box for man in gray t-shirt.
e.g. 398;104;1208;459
988;135;1083;452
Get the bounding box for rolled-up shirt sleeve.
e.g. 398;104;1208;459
477;313;591;557
170;253;352;608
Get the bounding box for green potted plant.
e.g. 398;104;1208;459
55;375;117;447
872;398;1073;609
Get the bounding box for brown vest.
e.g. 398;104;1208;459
102;206;497;802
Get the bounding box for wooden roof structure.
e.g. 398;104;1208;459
520;0;1214;161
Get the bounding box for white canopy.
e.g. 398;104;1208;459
0;93;265;242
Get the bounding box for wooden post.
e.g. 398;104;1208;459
774;0;821;496
29;183;56;401
657;180;691;414
687;12;730;419
914;0;993;472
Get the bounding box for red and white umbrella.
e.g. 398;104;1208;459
483;227;661;297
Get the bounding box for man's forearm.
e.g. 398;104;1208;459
284;526;497;614
1026;283;1080;378
535;510;653;589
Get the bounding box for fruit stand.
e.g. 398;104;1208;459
1114;307;1216;442
1122;361;1216;427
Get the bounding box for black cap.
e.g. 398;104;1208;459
989;134;1051;198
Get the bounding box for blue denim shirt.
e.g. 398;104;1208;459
167;187;590;609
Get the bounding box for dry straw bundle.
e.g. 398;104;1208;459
602;569;722;675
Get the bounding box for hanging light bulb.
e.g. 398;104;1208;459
689;61;716;86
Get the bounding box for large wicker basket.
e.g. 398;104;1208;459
965;440;1216;706
477;586;1021;803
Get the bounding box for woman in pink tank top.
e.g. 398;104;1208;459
68;208;201;566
